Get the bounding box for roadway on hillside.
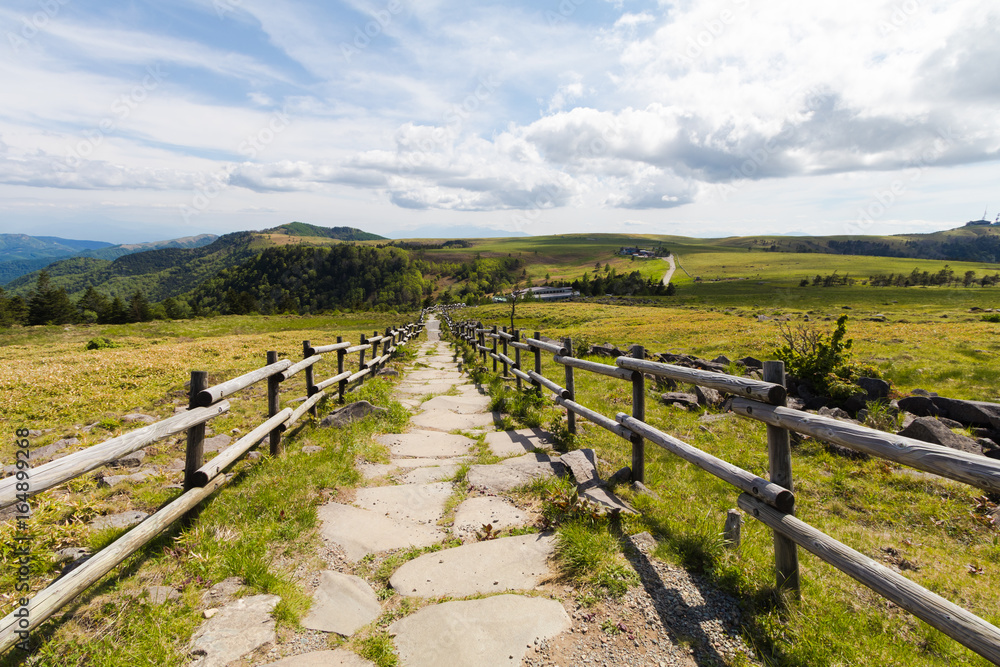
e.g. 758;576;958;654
662;253;676;286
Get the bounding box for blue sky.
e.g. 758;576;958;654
0;0;998;243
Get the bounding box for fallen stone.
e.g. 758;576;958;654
390;594;570;667
399;465;459;484
559;449;599;487
589;343;623;358
100;470;153;487
738;356;763;370
203;434;232;453
899;417;981;455
145;585;180;604
377;431;474;458
303;571;381;636
606;466;632;487
818;406;853;421
660;392;699;409
317;502;445;562
581;485;638;514
261;650;376;667
90;510;148;531
419;394;492;414
353;482;453;525
930;397;1000;428
467;456;567;492
695;385;724;407
376;369;400;378
110;449;146;468
188;594;280;667
856;377;891;400
486;428;555;457
453;497;530;538
54;547;90;564
321;401;388;428
122;413;157;424
712;355;732;365
391;533;554;598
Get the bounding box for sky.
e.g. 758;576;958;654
0;0;998;243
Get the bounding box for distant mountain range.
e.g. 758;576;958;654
0;233;218;284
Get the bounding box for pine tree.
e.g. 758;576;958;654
127;290;152;322
27;271;78;325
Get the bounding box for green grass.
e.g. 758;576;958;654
446;312;1000;666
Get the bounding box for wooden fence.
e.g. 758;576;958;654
0;319;424;654
442;312;1000;665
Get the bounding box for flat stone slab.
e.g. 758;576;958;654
317;502;445;562
90;510;148;531
486;428;555;457
453;497;531;538
409;409;497;432
396;381;460;396
560;448;599;486
389;594;570;667
399;465;460;484
420;395;492;414
262;650;375;667
391;456;469;468
303;571;381;636
189;594;280;667
378;431;474;458
353;482;453;525
358;462;395;480
467;456;567;492
390;533;554;598
407;370;465;381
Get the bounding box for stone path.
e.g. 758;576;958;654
187;314;757;666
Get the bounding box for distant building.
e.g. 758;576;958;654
514;286;579;301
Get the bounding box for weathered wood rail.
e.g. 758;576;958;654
441;311;1000;665
0;319;424;654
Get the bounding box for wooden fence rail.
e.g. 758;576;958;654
0;317;424;655
439;311;1000;665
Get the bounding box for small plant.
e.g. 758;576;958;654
982;314;1000;323
85;337;120;350
601;619;627;635
476;523;498;541
547;414;575;451
775;315;884;397
863;399;901;432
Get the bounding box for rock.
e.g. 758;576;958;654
898;417;981;455
90;510;148;531
201;577;244;606
352;482;453;525
738;356;763;370
817;406;853;421
695;385;723;407
302;571;381;636
399;465;459;484
453;497;530;538
589;343;623;358
203;609;218;619
419;394;492;414
856;377;890;400
301;445;324;454
911;388;938;397
188;594;280;667
122;413;157;424
203;435;232;453
317;502;445;562
321;401;388;428
842;392;869;416
559;449;599;487
606;466;632;487
261;650;376;667
376;368;400;377
376;430;473;458
660;392;699;409
391;534;555;598
145;586;180;604
485;428;554;457
100;470;153;487
467;455;567;492
54;547;90;564
110;449;146;468
929;397;1000;428
712;355;732;365
27;442;70;463
898;395;941;417
390;594;570;667
410;408;497;432
937;417;964;429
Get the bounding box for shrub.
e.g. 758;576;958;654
982;314;1000;323
85;337;121;350
775;315;883;396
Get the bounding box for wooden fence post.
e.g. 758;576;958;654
267;351;282;456
303;340;317;418
513;329;522;391
491;325;498;373
501;326;509;377
358;333;367;386
532;330;542;395
184;370;208;491
764;359;800;597
564;337;576;434
337;336;346;404
479;322;486;364
631;345;646;484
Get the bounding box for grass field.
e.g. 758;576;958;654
445;305;1000;666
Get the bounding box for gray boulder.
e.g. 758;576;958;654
898;417;980;455
898;395;941;417
856;377;890;400
320;401;388;428
930;397;1000;428
695;385;723;407
660;392;699;409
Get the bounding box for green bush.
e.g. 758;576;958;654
982;313;1000;323
775;315;883;396
85;337;121;350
